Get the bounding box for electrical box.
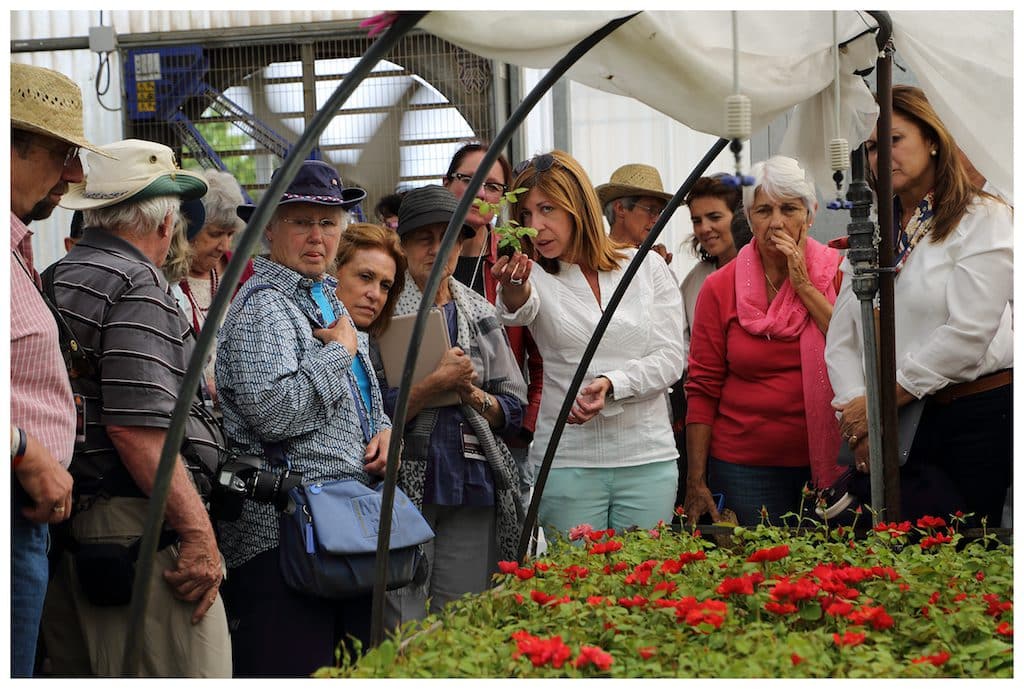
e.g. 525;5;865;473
88;26;117;53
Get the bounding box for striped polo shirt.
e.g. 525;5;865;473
48;228;206;494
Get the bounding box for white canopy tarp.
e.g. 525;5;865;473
419;10;1012;202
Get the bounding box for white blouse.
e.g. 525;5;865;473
496;249;685;469
825;196;1013;404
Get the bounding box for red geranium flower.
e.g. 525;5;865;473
568;523;594;541
920;533;953;549
588;540;624;555
511;631;572;668
916;516;947;529
515;567;536;580
975;570;986;582
535;562;551;572
747;544;790;563
678;550;708;565
873;520;913;537
654;581;678;595
823;600;854;617
791;653;805;666
574;645;613;671
563;564;590;582
618;594;649;609
765;602;798;615
849;605;894;630
498;560;518;574
770;576;820;603
996;622;1013;637
514;593;524;605
530;590;570;606
638;646;657;660
983;594;1012;618
716;573;763;596
660;559;683;574
833;631;866;647
911;651;951;666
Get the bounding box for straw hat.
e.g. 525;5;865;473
595;163;673;205
237;160;366;221
61;139;207;210
10;62;111;157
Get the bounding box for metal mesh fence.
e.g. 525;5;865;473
122;27;496;220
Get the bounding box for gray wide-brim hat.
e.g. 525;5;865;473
11;62;113;158
396;184;475;239
61;139;207;211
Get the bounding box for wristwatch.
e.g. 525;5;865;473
478;391;493;415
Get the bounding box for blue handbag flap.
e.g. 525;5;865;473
304;479;434;555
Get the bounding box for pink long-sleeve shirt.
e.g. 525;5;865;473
684;259;809;468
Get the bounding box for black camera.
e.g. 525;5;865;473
208;455;303;522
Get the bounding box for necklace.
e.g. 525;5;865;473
466;227;489;294
764;271;781;296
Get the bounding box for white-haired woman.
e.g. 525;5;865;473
179;169;253;408
684;156;843;526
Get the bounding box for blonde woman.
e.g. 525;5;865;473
494;150;685;535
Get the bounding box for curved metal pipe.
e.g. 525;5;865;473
121;11;428;675
516;137;729;561
371;12;641;646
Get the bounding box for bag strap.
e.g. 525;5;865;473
35;259;100;379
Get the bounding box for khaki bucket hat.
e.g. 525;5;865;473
10;62;111;157
595;163;673;206
61;139;207;211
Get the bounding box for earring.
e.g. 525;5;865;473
930;149;938;156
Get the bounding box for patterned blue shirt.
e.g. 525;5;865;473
215;256;392;568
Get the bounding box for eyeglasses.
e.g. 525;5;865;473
32;137;80;169
447;172;507;197
279;216;343;237
631;202;665;219
513;153;559;177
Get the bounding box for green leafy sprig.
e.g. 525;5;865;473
475;187;538;255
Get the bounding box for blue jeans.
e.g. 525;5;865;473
538;460;677;535
10;484;49;677
707;458;811;526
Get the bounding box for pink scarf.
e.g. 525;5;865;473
734;238;844;488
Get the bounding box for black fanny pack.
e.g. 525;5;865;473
66;529;178;607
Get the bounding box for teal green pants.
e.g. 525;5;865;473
537;459;678;536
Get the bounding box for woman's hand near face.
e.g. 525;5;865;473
491;252;533;312
768;225;813;292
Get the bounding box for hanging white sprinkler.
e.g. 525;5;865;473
827;12;853;210
723;11;754;188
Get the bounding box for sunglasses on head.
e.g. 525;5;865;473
513;153;559;177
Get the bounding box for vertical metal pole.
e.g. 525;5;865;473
844;146;885;522
873;37;901;521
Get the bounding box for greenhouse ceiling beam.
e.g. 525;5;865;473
11;19;426;53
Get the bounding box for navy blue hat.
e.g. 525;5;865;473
237;159;366;221
181;198;207;240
